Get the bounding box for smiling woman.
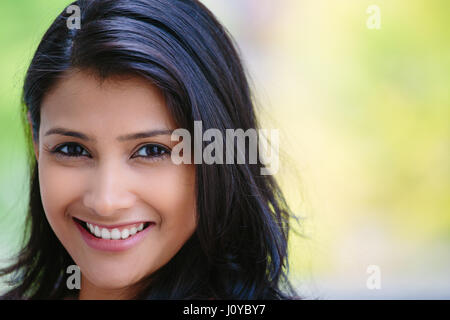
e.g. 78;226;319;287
0;0;300;300
30;71;197;299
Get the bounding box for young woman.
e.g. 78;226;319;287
0;0;300;299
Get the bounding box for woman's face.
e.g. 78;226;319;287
31;70;197;299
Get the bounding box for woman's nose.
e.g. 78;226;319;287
82;161;137;217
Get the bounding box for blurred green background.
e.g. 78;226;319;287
0;0;449;298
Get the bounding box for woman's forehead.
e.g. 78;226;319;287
40;70;176;133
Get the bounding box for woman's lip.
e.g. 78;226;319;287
74;218;154;252
73;217;154;229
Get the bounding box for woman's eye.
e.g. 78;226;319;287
53;143;90;158
133;144;170;160
50;143;170;161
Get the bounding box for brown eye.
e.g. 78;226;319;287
53;143;90;158
133;144;171;159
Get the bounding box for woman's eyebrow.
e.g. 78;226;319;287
44;127;173;142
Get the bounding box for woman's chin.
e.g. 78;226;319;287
82;272;144;295
78;261;148;292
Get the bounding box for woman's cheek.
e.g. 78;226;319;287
38;161;85;239
146;164;196;225
135;164;197;259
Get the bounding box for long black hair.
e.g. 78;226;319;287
1;0;301;299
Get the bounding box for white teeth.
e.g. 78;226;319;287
101;228;111;240
121;229;130;239
94;226;101;237
84;221;149;239
110;228;121;240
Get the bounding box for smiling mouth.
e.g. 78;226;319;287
73;217;153;240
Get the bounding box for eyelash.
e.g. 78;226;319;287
50;142;171;162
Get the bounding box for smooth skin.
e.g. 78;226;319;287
28;69;197;299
